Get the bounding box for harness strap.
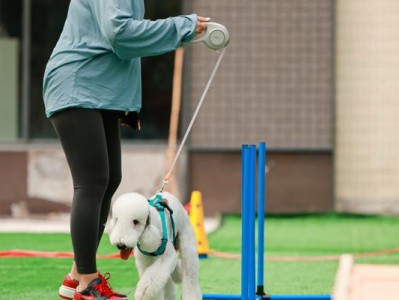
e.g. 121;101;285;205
159;200;176;246
137;194;176;256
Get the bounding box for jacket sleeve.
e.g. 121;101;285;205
89;0;197;59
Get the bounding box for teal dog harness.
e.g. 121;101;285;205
137;194;177;256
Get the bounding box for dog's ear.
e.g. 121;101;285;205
104;217;114;234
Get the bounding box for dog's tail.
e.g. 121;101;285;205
179;219;202;299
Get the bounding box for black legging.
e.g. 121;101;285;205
50;108;122;274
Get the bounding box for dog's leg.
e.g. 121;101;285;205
134;252;153;299
179;225;202;300
171;259;182;283
135;251;152;278
163;278;176;300
134;244;178;300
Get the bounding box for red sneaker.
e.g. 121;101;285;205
59;273;79;299
73;273;127;300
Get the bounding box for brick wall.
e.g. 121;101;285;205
186;0;334;150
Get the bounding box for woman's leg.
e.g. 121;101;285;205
51;108;114;288
97;109;122;246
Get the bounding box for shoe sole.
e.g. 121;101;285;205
59;284;76;300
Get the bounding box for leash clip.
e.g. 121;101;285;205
158;177;169;194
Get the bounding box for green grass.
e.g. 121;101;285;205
1;214;399;298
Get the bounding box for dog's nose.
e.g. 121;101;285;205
117;243;127;250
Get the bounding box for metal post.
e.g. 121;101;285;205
257;142;266;296
203;143;332;300
21;0;31;139
241;145;250;300
248;145;257;300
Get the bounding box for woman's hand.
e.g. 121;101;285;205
196;16;211;36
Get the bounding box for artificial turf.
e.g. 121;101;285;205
1;214;399;299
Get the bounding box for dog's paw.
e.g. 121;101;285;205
134;291;160;300
134;284;149;300
135;280;162;300
134;289;147;300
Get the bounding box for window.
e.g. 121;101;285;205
0;1;22;141
0;0;182;140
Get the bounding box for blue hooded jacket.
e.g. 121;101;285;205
43;0;197;117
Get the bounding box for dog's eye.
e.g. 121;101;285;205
133;219;139;225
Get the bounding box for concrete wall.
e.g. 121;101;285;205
0;144;187;216
190;151;333;215
335;0;399;214
185;0;335;213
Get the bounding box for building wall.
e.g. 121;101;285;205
0;145;188;216
187;0;334;149
335;0;399;214
186;0;335;213
0;151;28;214
190;151;333;215
8;1;399;216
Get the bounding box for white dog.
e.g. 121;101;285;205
106;192;202;300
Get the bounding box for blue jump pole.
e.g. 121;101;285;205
256;142;266;296
248;145;257;300
203;143;331;300
241;145;250;300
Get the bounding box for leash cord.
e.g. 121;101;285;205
159;47;227;192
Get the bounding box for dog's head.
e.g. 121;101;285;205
106;192;150;258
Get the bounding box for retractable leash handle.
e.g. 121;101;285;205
192;22;230;50
158;22;230;193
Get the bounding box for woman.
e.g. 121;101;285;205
43;0;208;299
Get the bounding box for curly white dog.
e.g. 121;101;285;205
106;192;202;300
